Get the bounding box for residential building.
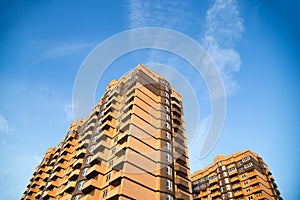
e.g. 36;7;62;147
191;150;282;200
21;64;192;200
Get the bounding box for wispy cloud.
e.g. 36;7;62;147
203;0;244;95
64;103;73;121
128;0;192;30
38;42;96;62
0;114;10;134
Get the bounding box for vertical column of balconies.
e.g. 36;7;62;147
169;89;192;200
72;87;120;200
21;148;55;200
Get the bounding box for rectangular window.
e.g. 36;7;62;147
82;168;88;176
165;92;169;98
165;114;170;121
166;166;172;176
86;156;92;164
166;153;171;163
166;142;171;151
109;160;113;167
166;132;171;140
106;174;111;182
75;195;81;200
165;106;170;113
166;122;171;130
165;99;169;105
102;189;108;198
166;195;172;200
166;179;173;191
78;181;84;190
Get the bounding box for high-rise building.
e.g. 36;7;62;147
21;64;192;200
191;150;282;200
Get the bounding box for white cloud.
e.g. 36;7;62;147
128;0;192;30
39;42;96;62
64;103;73;121
0;114;9;134
203;0;244;96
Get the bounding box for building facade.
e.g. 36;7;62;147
21;64;192;200
191;150;281;200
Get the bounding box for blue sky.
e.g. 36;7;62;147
0;0;299;199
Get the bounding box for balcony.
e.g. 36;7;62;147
86;164;105;179
211;191;221;198
69;169;80;181
230;175;239;183
234;190;243;197
42;188;57;198
175;152;187;166
112;156;125;171
64;181;76;193
109;171;123;186
81;194;95;200
73;158;84;169
49;170;64;180
82;179;101;194
175;177;189;190
106;187;121;199
232;183;241;190
174;164;188;177
175;192;190;200
76;149;86;159
174;141;186;155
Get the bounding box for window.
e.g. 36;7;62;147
75;195;81;200
166;179;173;191
166;166;172;176
228;192;233;198
246;188;251;192
244;181;248;186
166;122;171;130
165;86;169;92
224;178;229;184
248;196;253;200
166;132;171;140
86;156;92;164
89;145;95;153
106;174;111;182
226;185;231;190
242;174;246;178
244;162;253;169
165;114;170;121
82;168;88;176
78;180;84;190
219;180;223;186
165;106;170;113
92;136;98;142
217;168;220;173
165;92;169;98
242;156;251;162
165;99;170;105
238;161;243;166
166;153;171;163
221;166;226;171
223;172;228;177
102;189;108;198
101;111;105;116
221;187;224;192
228;167;236;172
111;147;116;155
166;142;171;151
109;160;113;167
166;195;172;200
